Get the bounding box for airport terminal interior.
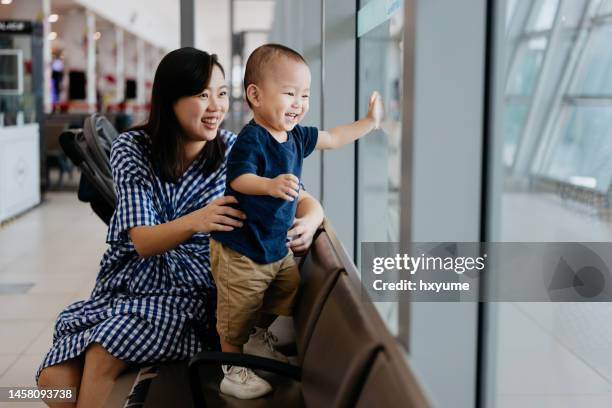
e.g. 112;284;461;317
1;0;612;407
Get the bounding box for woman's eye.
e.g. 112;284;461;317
200;93;209;99
219;91;228;97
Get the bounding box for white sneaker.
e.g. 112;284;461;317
244;327;289;363
220;365;273;399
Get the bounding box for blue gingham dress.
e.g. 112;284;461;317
36;129;236;380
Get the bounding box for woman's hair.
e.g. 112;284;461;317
135;47;226;183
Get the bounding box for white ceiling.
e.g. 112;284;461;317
58;0;180;50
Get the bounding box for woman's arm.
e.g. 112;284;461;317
287;190;324;253
129;196;246;258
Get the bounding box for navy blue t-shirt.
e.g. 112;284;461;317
211;121;318;264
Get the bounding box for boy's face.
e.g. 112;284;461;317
253;57;311;132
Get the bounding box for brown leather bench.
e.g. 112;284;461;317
111;221;429;407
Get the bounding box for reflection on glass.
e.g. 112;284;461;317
599;0;612;15
531;0;560;31
546;106;612;192
357;10;403;243
502;102;529;166
506;38;547;95
357;3;403;334
506;0;519;29
572;25;612;96
487;0;612;406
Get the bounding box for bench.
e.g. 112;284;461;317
109;221;429;407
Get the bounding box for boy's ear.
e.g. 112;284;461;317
246;84;261;107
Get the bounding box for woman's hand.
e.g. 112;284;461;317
186;196;246;233
129;196;245;258
287;190;324;254
287;215;319;254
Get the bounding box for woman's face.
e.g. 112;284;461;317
173;65;229;142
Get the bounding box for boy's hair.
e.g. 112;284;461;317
244;43;307;108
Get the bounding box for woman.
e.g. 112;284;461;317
36;47;324;408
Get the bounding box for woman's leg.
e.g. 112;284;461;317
76;343;128;408
37;357;84;408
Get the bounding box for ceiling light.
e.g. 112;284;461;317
1;0;13;5
48;14;59;23
48;32;57;41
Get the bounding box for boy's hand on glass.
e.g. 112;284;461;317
267;174;300;201
367;91;384;129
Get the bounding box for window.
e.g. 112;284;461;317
356;0;404;334
485;1;612;406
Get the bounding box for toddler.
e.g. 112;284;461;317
210;43;383;399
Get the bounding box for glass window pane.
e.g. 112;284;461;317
558;0;587;28
598;0;612;15
506;0;519;29
357;13;403;244
502;100;529;166
357;4;404;334
506;37;548;95
546;106;612;191
486;0;612;406
572;24;612;96
529;0;560;31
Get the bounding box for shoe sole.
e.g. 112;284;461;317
220;379;273;399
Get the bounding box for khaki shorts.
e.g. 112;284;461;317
210;239;300;346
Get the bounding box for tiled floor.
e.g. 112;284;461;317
0;192;106;407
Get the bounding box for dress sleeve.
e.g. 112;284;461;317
107;133;159;243
226;129;263;183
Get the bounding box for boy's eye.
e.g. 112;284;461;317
285;92;295;96
302;95;309;99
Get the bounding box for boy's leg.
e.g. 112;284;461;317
210;239;274;350
220;339;242;353
260;252;301;318
209;240;275;399
243;253;300;362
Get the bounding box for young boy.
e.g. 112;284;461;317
210;43;383;399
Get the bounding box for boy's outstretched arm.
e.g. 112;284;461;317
316;91;384;150
230;173;300;201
